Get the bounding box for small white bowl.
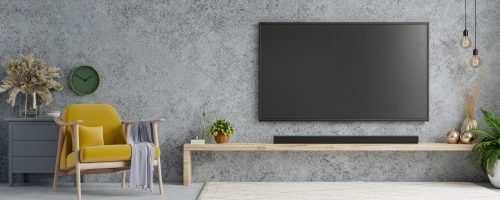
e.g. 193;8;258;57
47;111;61;118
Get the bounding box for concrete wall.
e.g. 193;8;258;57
1;0;500;182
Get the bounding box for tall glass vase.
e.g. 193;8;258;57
22;93;39;117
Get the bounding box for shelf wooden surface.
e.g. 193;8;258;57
183;143;474;186
184;143;474;152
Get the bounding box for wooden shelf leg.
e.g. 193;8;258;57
183;150;192;186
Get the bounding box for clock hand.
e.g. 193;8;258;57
75;74;86;80
84;74;94;81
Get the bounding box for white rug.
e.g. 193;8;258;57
198;182;500;200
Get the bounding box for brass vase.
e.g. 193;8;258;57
446;128;460;144
460;117;478;144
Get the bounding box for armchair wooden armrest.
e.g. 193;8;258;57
121;121;134;125
54;118;83;126
122;118;165;145
122;118;165;146
53;118;83;151
151;118;166;124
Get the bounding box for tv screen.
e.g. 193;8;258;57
259;23;428;121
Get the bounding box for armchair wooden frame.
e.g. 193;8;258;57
51;118;166;200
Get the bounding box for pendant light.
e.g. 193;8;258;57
461;0;470;48
470;0;480;68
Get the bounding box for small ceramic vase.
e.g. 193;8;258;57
214;134;230;144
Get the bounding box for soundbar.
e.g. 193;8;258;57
274;136;419;144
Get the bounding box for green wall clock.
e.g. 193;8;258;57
69;65;101;96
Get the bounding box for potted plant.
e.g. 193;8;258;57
207;119;235;144
469;109;500;188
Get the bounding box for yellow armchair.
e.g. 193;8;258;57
51;104;165;200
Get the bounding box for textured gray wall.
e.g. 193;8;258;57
1;0;500;183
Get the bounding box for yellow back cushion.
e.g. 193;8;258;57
65;104;126;145
71;126;104;151
60;104;126;170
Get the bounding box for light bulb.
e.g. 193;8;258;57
461;30;470;48
470;49;480;68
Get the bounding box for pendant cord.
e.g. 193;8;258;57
474;0;477;48
465;0;467;29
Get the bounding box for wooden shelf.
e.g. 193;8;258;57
183;143;473;186
184;143;474;152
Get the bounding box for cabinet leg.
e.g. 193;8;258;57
8;172;13;187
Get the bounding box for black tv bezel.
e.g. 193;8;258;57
258;22;430;121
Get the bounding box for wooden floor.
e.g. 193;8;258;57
199;182;500;200
2;182;498;200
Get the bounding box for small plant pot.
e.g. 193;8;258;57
489;160;500;188
214;134;230;144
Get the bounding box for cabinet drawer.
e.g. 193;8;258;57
13;141;58;156
12;157;55;173
12;124;59;141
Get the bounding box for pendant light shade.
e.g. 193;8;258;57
461;0;471;48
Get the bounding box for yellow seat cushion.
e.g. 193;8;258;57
71;126;104;151
65;144;160;169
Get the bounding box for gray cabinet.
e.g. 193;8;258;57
5;118;59;186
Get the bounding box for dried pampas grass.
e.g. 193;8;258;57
0;55;63;107
461;70;486;119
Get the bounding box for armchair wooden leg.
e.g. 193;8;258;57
157;158;164;195
76;165;82;200
121;170;127;188
52;170;58;192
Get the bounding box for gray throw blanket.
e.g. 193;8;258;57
128;121;155;192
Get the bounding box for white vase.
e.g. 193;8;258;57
488;160;500;188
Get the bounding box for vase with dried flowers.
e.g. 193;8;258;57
0;55;63;117
460;78;482;144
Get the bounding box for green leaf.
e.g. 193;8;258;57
481;109;500;137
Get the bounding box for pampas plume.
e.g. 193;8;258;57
461;71;485;119
0;55;63;107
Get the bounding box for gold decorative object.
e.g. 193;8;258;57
460;117;478;144
459;75;482;144
446;128;460;144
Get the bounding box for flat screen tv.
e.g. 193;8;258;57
259;22;428;121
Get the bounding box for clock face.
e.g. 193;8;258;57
70;66;100;96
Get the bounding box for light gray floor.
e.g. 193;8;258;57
0;182;498;200
475;182;500;193
0;182;205;200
